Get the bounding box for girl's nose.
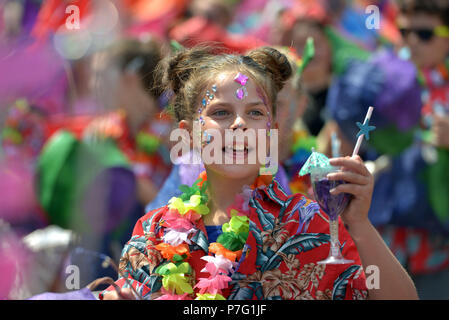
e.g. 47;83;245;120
230;116;247;131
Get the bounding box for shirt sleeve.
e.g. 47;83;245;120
99;209;164;300
336;215;369;300
302;208;369;300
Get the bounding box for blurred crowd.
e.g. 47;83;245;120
1;0;449;299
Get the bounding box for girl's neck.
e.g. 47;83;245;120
202;169;258;226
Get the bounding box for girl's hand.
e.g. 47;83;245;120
102;287;137;300
327;155;374;228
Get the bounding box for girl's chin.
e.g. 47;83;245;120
205;163;261;180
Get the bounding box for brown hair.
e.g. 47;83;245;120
156;45;293;122
398;0;449;26
108;37;164;100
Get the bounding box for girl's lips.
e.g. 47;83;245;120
222;145;253;161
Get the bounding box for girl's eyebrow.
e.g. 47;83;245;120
207;101;265;108
207;101;233;108
245;101;266;107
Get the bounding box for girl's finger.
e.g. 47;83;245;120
327;170;370;186
329;156;370;177
330;183;366;197
119;288;138;300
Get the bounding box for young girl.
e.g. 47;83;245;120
101;46;417;300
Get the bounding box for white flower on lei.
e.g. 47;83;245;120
162;228;196;246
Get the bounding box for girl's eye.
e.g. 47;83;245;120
211;110;230;117
249;110;264;117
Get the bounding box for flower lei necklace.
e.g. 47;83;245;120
153;171;272;300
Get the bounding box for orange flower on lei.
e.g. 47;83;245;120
208;242;242;262
155;243;191;262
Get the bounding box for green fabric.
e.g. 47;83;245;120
136;132;160;155
291;135;316;154
222;215;249;235
170;40;184;53
297;37;315;76
86;137;131;169
217;231;248;251
37;131;80;229
155;262;192;276
324;26;371;75
369;125;416;156
423;148;449;225
419;129;434;145
36;130;130;230
178;177;209;204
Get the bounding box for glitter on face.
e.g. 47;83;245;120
234;73;249;100
234;73;249;86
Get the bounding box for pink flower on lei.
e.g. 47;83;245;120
155;288;193;300
194;274;232;295
161;209;201;230
200;255;236;276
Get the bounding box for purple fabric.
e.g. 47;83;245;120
373;50;422;131
28;288;96;300
82;167;137;233
274;164;292;195
0;40;68;114
178;151;205;185
22;0;41;34
328;49;422;146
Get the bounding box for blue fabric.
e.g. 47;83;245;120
327;49;421;146
145;164;183;213
205;225;223;243
338;7;379;50
368;142;449;235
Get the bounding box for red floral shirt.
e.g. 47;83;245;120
100;180;368;300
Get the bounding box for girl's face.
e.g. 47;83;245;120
192;71;275;180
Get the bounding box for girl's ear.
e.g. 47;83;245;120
179;120;189;130
179;119;194;148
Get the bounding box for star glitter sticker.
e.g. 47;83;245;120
234;73;248;86
356;119;376;141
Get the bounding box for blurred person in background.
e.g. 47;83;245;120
274;45;315;198
325;0;449;299
34;36;173;291
396;0;449;150
271;0;372;159
185;0;234;30
85;37;173;202
371;0;449;299
0;0;183;298
288;18;333;138
168;0;265;54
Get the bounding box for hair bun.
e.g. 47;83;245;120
159;46;215;94
246;46;293;91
